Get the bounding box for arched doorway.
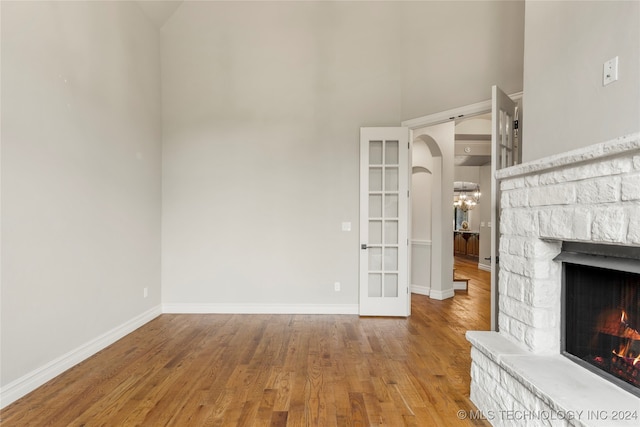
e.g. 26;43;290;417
410;122;455;300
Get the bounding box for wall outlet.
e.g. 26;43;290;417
603;56;619;86
143;287;148;298
334;282;341;292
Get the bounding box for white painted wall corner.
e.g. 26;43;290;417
0;306;162;409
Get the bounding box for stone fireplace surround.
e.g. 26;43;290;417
466;133;640;427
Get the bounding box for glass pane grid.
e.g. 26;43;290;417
367;138;402;299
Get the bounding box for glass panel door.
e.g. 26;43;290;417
360;128;409;316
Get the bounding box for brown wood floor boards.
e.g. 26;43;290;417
1;259;490;426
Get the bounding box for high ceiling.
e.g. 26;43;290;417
134;1;493;169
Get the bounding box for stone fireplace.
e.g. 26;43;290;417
466;133;640;426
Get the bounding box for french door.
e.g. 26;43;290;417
490;85;521;330
359;128;410;316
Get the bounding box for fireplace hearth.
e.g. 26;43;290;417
557;242;640;396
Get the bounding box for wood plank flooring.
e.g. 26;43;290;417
1;259;490;426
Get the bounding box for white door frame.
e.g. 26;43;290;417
402;92;522;130
400;91;522;328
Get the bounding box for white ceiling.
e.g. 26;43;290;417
136;0;183;29
454;113;492;166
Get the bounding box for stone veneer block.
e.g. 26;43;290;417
591;206;627;243
621;174;640;201
627;213;640;244
529;184;576;206
576;177;621;204
538;208;577;240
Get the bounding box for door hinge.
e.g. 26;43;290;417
408;142;410;149
407;190;410;197
514;119;519;130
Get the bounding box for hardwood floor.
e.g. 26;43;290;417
1;260;490;426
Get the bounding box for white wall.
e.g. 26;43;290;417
161;1;524;309
412;141;434;242
401;0;525;120
412;172;433;241
1;0;161;390
522;0;640;162
411;141;434;292
411;172;432;293
161;1;400;309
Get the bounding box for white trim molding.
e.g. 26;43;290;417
429;288;455;300
478;263;492;272
410;239;432;247
410;285;430;296
0;305;162;409
162;303;360;315
401;91;523;130
453;281;469;291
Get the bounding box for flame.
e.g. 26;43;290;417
634;354;640;366
621;310;627;324
613;341;632;358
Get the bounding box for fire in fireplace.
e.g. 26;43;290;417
557;242;640;397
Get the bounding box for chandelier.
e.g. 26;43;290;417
453;183;481;211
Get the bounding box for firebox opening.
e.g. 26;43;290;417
556;242;640;397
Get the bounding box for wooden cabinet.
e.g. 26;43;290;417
454;233;467;256
466;233;479;257
453;231;479;260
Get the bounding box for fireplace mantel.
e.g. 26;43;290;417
495;133;640;181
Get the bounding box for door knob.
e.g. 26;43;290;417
361;244;368;250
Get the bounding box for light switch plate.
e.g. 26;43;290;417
341;222;351;231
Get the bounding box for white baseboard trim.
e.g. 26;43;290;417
162;303;360;315
410;284;431;296
478;263;491;272
429;288;455;300
453;281;468;290
0;305;162;409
